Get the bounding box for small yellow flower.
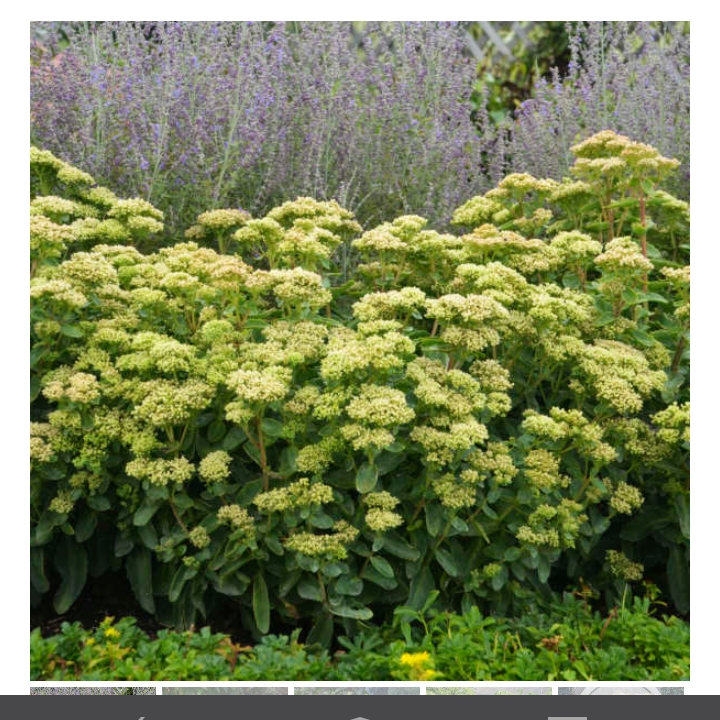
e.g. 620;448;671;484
104;627;121;639
400;651;430;669
399;651;437;680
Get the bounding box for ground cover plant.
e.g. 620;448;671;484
30;124;689;682
30;596;689;681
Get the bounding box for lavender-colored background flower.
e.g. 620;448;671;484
494;22;690;198
30;21;488;233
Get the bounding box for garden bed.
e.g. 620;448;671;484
30;22;690;683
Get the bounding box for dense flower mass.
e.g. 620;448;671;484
30;132;689;641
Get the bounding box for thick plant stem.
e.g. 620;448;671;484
170;499;188;533
671;333;687;374
257;416;269;491
639;194;648;293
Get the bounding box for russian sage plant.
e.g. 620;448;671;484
30;21;486;233
481;22;690;199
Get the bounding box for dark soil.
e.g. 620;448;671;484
30;571;277;643
31;572;161;639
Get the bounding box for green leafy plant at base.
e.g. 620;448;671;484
30;131;689;647
30;596;689;681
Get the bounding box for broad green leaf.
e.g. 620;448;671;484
30;547;49;593
375;450;406;476
362;566;398;590
243;440;262;466
510;561;527;582
221;426;246;451
213;574;249;597
320;562;344;578
380;532;420;561
674;494;690;539
126;547;155;614
60;324;84;338
630;329;658;347
435;548;460;578
620;513;668;542
668;546;689;614
356;462;378;493
172;492;194;511
278;446;298;476
370;555;395;579
31;375;41;402
329;604;373;620
87;529;114;578
86;494;111;512
309;510;335;529
53;536;87;614
538;555;551;584
168;565;192;603
307;613;334;647
261;417;284;437
236;479;263;506
335;575;363;596
450;516;469;533
425;503;444;538
298;577;323;601
278;570;302;597
39;464;65;481
207;419;226;443
407;566;435;610
491;565;508;591
114;533;134;558
133;499;162;527
74;509;97;543
253;573;271;633
137;523;158;550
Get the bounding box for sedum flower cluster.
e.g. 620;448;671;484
30;132;689;633
30;147;164;276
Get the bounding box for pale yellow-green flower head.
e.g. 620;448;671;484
189;526;211;549
606;549;644;582
198;451;233;484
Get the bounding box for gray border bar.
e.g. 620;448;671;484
13;694;711;720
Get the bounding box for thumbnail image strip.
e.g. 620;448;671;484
558;687;683;695
30;687;156;695
426;687;551;695
163;687;288;695
295;687;420;695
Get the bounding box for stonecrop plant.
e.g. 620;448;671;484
30;130;689;642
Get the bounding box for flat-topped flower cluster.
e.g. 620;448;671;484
30;131;690;637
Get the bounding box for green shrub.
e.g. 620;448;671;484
29;596;689;680
30;131;689;644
